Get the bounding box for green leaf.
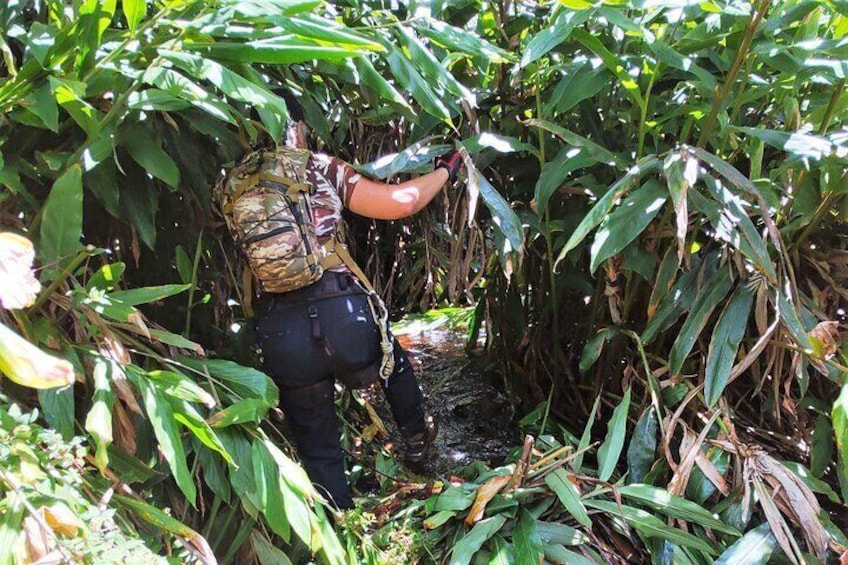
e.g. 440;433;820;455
281;482;312;547
40;164;83;273
386;47;451;122
525;118;621;168
535;147;596;216
543;545;595;565
571;28;644;109
833;384;848;474
626;408;657;484
735;127;835;161
668;269;733;376
252;532;294;565
468;166;524;254
123;123;180;188
49;78;101;135
704;285;754;406
188;40;360;65
145;369;215;407
555;155;660;266
171;399;234;465
573;395;600;472
29;83;59;132
776;291;812;350
618;485;740;535
449;515;508;565
141;67;236;124
810;414;833;478
87;262;126;292
512;509;543;564
208;398;270;427
585;500;717;555
139;377;197;506
535;521;588;546
545;468;592;528
276;14;385;51
149;329;204;354
39;385;75;441
122;0;147;32
546;61;609;115
177;357;279;406
424;510;457;530
353;56;410;110
128;89;192;111
85;358;115;473
109;284;191;306
579;327;616;373
647;39;716;91
160;50;289;141
590;180;668;273
251;440;290;541
395;24;472;102
714;523;777;565
434;487;476;512
413;20;513;63
521;10;592;67
488;536;512;565
462;133;537;156
597;388;631;482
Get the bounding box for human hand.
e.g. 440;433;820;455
434;149;464;183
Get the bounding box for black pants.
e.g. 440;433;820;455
255;272;426;509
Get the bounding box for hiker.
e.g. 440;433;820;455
215;99;463;510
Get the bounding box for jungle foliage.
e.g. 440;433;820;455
0;0;847;563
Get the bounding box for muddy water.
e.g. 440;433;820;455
367;326;518;474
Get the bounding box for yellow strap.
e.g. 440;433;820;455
242;267;255;318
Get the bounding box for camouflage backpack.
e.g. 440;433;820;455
214;147;325;294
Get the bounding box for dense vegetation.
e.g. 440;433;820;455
1;0;847;563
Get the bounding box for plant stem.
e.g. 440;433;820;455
32;249;91;310
696;0;771;148
184;230;204;337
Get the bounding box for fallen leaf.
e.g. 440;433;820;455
465;474;511;526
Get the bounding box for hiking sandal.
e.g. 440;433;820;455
404;413;437;464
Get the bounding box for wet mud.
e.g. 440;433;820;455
367;326;518;474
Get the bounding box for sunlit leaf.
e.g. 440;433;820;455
40;165;83;273
449;515;507;565
597;388;631;482
545;469;592;527
714;523;777;565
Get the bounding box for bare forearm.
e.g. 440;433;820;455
348;168;450;220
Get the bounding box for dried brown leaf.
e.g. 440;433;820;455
465;474;511;525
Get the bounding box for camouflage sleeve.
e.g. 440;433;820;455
309;153;362;208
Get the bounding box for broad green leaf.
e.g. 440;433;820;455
579;327;616;373
87;262;126;292
414;20;513;63
810;414;833;478
149;329;204;355
489;536;512;565
626;409;657;484
618;485;740;535
663;152;695;258
196;443;231;502
833;384;848;474
188;40;360;65
139;377;197;506
49;78;100;135
424;510;457;530
555;155;661;266
546;61;609;115
145;369;215;407
585;500;717;554
648;247;681;319
217;429;256;497
434;487;476;512
525;118;621;168
141;67;235;123
123;124;180;188
251;440;290;541
160;50;288;141
276;14;384;51
113;494;214;562
208;398;270;427
714;523;777;565
573;395;600;472
572;28;644;109
735;127;835;161
178;357;279;405
128;89;192;111
449;515;508;565
522;10;592;67
109;284;191;306
386;47;452;122
463;133;537;156
535;521;588;546
85;358;115;473
543;545;594;565
219;0;322;17
39;385;74;440
395;24;473;102
359;139;448;179
467;166;524;254
512;509;543;565
590;180;668;273
545;468;592;528
704;285;754;406
28;83;59;132
252;532;294;565
647;39;717;91
40;165;83;272
668;269;733;376
281;483;312;547
597;387;631;482
354;56;410;109
171;399;234;465
535;147;596;216
776;291;812;349
122;0;147;32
